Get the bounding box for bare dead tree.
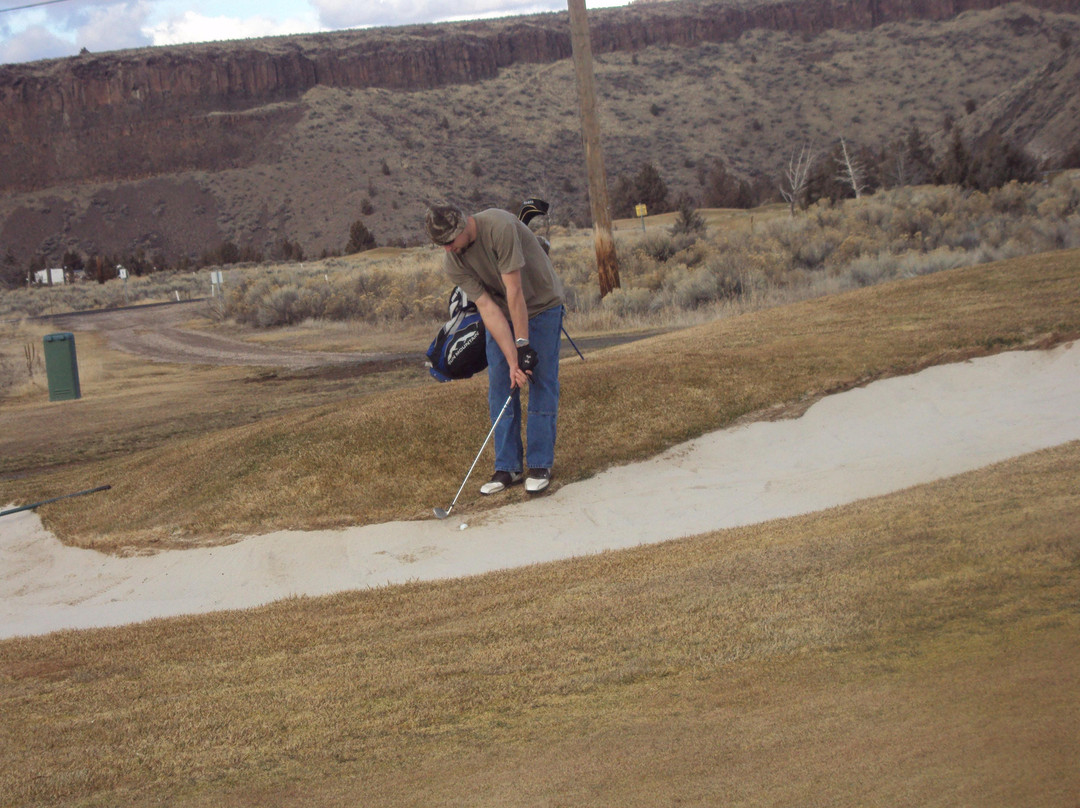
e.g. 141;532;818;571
836;137;868;198
780;145;815;216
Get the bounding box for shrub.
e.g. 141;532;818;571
346;221;377;254
896;246;975;278
670;197;706;236
664;262;743;308
10;176;1074;336
637;233;678;263
847;253;899;287
790;232;837;270
637;232;699;264
600;286;655;317
611;162;669;218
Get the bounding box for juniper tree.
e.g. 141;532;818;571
346;220;377;254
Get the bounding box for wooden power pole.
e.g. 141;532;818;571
567;0;620;297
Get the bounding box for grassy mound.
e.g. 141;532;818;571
11;247;1079;552
2;248;1079;807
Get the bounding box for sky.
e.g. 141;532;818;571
0;0;633;65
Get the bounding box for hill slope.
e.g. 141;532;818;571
0;0;1078;269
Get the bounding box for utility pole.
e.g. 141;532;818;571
567;0;620;297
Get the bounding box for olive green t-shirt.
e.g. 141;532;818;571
443;208;564;320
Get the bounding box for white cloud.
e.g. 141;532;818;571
146;10;326;47
1;0;632;64
0;24;74;64
0;1;154;61
73;1;153;53
312;0;565;30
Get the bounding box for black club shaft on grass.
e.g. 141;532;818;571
0;485;112;518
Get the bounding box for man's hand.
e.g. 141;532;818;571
517;345;538;373
510;346;537;389
509;365;530;389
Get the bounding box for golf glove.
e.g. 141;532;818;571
517;345;538;372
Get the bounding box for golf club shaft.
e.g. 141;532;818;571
0;485;111;518
444;392;515;514
561;325;585;361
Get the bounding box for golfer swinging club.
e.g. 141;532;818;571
425;202;565;495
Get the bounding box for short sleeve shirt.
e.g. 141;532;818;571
443;208;564;320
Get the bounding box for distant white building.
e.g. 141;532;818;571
33;267;66;285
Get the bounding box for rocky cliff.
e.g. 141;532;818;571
1;0;1077;273
2;0;1077;192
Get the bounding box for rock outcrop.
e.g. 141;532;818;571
2;0;1076;192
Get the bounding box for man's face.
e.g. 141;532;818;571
443;223;472;256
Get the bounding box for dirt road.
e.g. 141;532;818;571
47;300;407;369
44;300;655;370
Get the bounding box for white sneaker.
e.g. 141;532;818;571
480;470;523;495
525;468;550;494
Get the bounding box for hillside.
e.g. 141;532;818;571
1;0;1078;270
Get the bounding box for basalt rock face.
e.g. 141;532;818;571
2;0;1075;192
1;21;571;191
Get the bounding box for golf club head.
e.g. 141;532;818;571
518;198;549;225
432;393;514;522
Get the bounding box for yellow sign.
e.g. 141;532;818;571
635;204;648;218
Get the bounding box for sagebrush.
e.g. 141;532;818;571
2;176;1078;331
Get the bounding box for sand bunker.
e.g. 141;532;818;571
2;342;1078;639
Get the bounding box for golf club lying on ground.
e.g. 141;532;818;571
561;326;585;361
433;392;515;519
0;485;112;518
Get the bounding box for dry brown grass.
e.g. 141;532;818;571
3;247;1078;552
0;327;426;479
2;247;1079;806
0;318;52;398
2;440;1077;806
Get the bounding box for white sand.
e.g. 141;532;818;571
2;342;1079;639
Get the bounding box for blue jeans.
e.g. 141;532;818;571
486;305;563;472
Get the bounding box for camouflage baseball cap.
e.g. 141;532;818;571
425;204;467;245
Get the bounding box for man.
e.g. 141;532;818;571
425;202;565;495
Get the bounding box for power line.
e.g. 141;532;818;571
1;0;80;14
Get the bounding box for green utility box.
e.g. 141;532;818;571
44;332;81;402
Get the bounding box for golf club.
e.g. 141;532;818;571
518;197;549;225
561;326;585;361
518;198;586;364
0;484;112;518
433;392;515;519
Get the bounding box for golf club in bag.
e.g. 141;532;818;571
433;392;515;520
519;198;584;361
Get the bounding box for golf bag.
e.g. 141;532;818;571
425;198;559;382
425;286;488;382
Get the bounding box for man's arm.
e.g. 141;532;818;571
474;291;530;389
501;269;530;346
